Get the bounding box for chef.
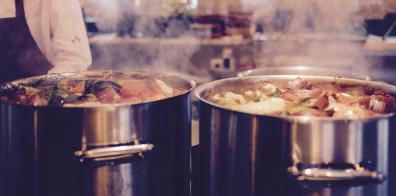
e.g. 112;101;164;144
0;0;92;83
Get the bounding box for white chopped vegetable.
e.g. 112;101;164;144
332;106;371;118
244;90;254;97
343;86;366;97
224;92;247;104
254;90;264;100
369;97;386;113
245;90;265;101
259;95;269;102
261;83;278;95
213;94;221;100
325;96;338;112
325;96;347;114
326;95;371;118
234;97;286;115
340;93;352;98
155;79;174;96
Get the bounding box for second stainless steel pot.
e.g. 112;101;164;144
194;75;396;196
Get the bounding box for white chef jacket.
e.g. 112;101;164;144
0;0;92;73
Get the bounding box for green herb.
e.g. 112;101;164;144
54;85;70;97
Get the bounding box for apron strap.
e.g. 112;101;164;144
15;0;25;17
0;0;53;84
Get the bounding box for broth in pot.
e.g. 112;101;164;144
0;71;184;107
206;77;396;119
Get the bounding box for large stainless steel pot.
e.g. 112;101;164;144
0;70;196;196
194;75;396;196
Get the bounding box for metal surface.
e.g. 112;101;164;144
285;117;391;175
194;75;396;196
0;70;195;196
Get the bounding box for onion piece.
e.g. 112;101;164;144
155;79;174;96
224;92;247;105
211;92;247;106
261;83;278;95
234;97;286;115
369;97;386;113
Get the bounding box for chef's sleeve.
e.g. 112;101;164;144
48;0;92;73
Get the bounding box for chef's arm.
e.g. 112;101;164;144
48;0;92;73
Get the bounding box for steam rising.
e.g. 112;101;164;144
245;0;363;33
247;0;374;74
83;0;382;78
84;0;209;82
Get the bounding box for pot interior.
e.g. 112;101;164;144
195;75;396;120
0;70;196;108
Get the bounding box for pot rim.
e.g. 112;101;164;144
237;66;370;80
1;70;196;109
194;75;396;122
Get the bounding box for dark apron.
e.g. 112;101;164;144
0;0;53;83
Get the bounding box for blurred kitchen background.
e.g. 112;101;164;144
80;0;396;84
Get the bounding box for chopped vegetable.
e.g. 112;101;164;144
0;77;179;107
210;79;396;118
156;79;174;96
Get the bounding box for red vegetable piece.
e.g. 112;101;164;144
96;88;121;103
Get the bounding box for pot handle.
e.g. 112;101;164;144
75;144;154;161
288;166;385;182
